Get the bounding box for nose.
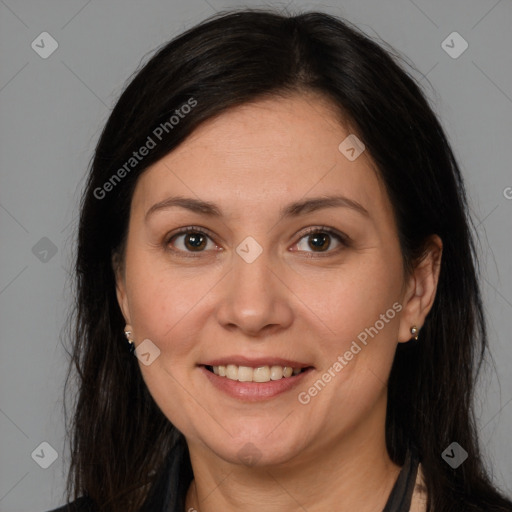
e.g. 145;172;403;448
214;244;294;337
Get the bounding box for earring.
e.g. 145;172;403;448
124;326;136;354
410;326;419;340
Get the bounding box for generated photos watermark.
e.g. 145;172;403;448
298;301;403;405
93;97;197;200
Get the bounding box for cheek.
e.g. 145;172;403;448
295;263;401;420
123;260;211;433
294;255;402;341
123;252;218;361
128;281;192;356
293;253;403;409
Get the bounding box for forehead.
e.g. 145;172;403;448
132;93;389;220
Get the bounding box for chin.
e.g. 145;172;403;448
201;427;309;468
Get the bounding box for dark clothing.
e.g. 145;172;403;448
48;436;193;512
48;438;419;512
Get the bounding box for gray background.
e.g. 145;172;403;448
0;1;511;510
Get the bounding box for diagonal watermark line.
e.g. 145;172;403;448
200;0;217;12
265;471;310;511
163;367;234;437
145;249;263;444
61;60;109;108
161;147;337;261
483;277;512;310
277;0;295;15
60;264;73;279
265;410;294;438
0;62;29;94
0;472;29;503
419;62;439;82
472;0;502;30
299;83;350;136
265;265;337;336
0;265;28;296
475;204;499;229
468;202;483;228
0;0;29;28
61;0;92;29
479;395;512;431
265;162;338;236
472;61;512;105
161;160;234;239
0;203;29;233
408;0;439;28
163;267;233;338
0;407;30;439
365;365;388;387
60;212;78;234
198;470;233;504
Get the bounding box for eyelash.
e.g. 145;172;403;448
164;225;349;259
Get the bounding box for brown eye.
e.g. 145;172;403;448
294;228;346;254
168;229;215;253
183;232;207;251
306;232;331;252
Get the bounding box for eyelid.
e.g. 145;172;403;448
166;225;217;241
165;225;349;257
291;225;349;256
165;225;221;258
296;225;349;243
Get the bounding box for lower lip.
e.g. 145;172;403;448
200;366;313;401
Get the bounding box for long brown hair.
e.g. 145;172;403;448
63;8;512;511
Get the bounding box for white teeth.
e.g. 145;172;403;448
238;366;253;382
282;366;293;378
253;366;270;382
226;364;238;380
210;364;304;382
270;365;283;380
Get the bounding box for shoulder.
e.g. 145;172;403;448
45;496;98;512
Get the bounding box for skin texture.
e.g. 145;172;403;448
114;93;442;512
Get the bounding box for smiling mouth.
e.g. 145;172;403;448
204;364;311;383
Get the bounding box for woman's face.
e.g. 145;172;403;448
115;93;437;468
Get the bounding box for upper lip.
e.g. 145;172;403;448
201;356;313;368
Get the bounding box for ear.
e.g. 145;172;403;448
112;251;132;325
398;235;443;343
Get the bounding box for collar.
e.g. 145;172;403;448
383;446;421;511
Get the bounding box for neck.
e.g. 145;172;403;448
184;394;402;512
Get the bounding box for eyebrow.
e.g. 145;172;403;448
145;194;369;222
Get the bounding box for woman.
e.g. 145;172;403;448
50;8;512;512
